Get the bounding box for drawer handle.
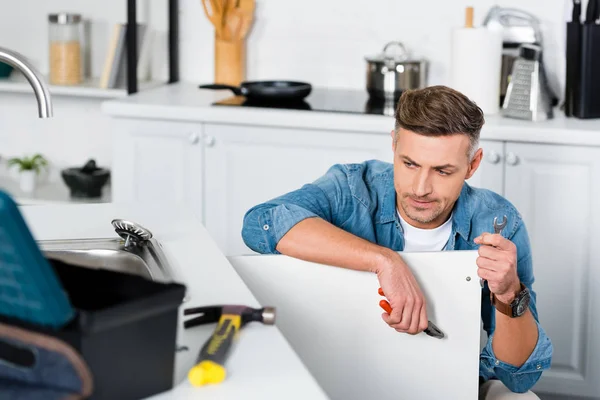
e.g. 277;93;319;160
204;135;216;147
486;150;501;164
189;133;200;144
505;152;519;166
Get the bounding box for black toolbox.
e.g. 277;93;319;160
1;257;186;400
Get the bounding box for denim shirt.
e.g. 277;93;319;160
241;160;553;394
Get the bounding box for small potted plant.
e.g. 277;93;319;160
7;154;48;193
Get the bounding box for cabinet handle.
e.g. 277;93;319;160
486;150;501;164
204;135;216;147
505;152;519;166
189;132;200;145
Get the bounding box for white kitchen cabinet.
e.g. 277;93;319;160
202;124;393;255
466;140;504;195
503;143;600;399
111;119;203;219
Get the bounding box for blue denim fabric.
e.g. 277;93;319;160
0;335;84;399
242;159;553;393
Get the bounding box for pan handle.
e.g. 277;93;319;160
198;84;243;96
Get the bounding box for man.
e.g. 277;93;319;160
241;86;553;399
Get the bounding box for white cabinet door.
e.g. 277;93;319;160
466;140;504;195
111;119;203;220
203;124;392;256
503;142;600;398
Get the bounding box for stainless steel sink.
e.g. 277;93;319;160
37;219;177;284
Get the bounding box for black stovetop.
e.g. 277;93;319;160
212;88;399;116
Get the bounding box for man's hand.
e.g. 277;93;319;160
376;252;428;334
474;233;521;304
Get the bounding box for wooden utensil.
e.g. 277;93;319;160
225;9;248;40
464;6;474;28
212;0;255;85
227;0;255;40
222;0;239;41
237;11;254;40
202;0;224;38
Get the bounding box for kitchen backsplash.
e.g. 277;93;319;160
0;0;573;93
178;0;571;96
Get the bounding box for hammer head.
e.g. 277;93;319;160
244;306;276;325
222;305;276;326
183;304;276;329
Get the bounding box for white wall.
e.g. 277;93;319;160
0;94;114;184
181;0;571;95
0;0;574;175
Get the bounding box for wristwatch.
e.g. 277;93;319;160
490;282;530;318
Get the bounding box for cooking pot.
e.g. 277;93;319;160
365;41;428;100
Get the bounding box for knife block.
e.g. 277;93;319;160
215;36;245;86
565;23;600;119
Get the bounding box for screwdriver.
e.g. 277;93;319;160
377;287;444;339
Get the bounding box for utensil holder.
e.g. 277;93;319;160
0;258;186;400
215;37;245;86
565;23;600;119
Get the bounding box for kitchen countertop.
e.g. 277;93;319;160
0;176;111;205
19;202;327;400
102;82;600;147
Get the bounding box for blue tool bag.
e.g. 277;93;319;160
0;322;93;399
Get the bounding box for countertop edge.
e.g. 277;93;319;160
101;83;600;147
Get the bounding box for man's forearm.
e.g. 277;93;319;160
492;296;539;367
275;217;395;273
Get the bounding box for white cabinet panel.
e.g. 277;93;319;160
111;119;203;219
466;140;504;195
203;125;392;255
504;142;600;399
229;251;482;400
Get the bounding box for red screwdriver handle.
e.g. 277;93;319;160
378;287;392;314
379;299;392;314
377;287;444;339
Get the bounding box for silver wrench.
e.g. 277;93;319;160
480;215;508;287
493;215;507;235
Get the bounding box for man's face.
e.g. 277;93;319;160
392;128;482;229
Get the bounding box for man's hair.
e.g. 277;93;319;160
394;85;485;160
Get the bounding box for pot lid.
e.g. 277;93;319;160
365;41;411;63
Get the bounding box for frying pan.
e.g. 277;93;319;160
199;80;312;101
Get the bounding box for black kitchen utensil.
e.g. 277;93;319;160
565;1;583;116
566;0;600;118
573;0;582;22
585;0;599;23
199;80;312;101
576;22;600;118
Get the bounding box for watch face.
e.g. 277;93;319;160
513;289;531;317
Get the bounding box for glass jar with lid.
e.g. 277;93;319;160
48;13;83;85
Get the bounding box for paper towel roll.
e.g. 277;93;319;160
450;27;503;115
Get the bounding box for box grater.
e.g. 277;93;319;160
501;44;554;121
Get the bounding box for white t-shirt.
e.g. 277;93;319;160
397;209;453;252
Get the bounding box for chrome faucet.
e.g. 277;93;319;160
0;47;53;118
